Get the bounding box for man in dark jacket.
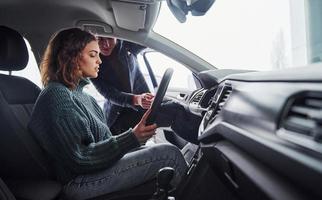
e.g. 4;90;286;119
91;37;153;134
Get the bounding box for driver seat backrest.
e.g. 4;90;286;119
0;25;52;180
0;26;62;199
0;177;16;200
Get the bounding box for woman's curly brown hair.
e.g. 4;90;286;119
40;28;97;89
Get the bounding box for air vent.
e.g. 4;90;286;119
281;92;322;143
192;91;204;104
203;85;232;128
213;85;232;117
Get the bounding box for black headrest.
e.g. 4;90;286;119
0;26;29;71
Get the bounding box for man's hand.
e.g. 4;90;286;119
133;93;154;109
133;109;157;143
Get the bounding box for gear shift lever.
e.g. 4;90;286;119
151;167;175;200
158;167;174;191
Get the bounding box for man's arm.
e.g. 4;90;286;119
91;77;136;109
92;77;153;110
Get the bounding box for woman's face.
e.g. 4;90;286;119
78;40;102;78
98;37;117;56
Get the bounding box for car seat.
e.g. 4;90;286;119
0;177;16;200
0;25;62;200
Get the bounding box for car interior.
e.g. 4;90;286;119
0;0;322;200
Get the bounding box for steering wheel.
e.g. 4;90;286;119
146;68;174;125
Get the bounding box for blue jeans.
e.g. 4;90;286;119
63;143;188;199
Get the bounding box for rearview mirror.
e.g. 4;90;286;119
166;0;215;23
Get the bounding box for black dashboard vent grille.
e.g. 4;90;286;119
202;85;232;129
282;93;322;142
214;86;232;116
192;92;204;103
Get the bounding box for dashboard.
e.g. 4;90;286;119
187;65;322;200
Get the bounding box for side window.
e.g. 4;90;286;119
137;51;197;92
0;39;42;88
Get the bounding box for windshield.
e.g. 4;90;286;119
153;0;321;71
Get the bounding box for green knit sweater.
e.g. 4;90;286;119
28;79;140;182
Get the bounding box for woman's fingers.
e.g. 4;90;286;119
139;121;157;137
133;108;158;142
144;123;157;131
141;130;156;137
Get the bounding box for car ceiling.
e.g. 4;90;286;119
0;0;161;61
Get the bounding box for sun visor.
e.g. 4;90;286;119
111;1;147;31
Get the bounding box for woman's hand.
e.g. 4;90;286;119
133;93;154;109
133;109;157;143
